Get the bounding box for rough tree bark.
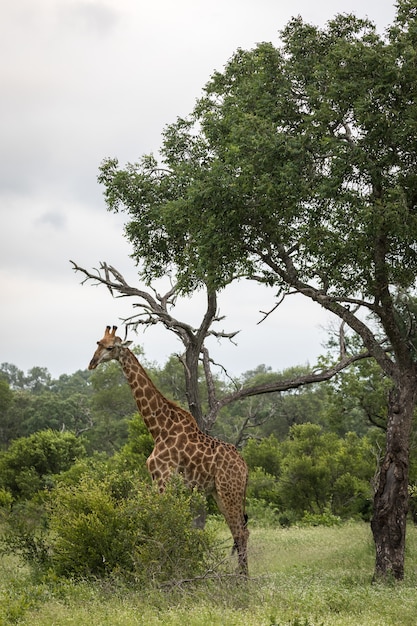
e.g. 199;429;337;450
371;371;417;580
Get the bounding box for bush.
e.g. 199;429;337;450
243;425;375;525
0;487;13;509
243;435;281;477
300;508;342;527
0;430;86;500
0;499;50;567
246;466;281;506
36;472;216;584
246;498;281;527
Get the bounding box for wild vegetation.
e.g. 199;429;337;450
1;343;417;625
2;1;417;620
2;522;417;625
1;348;410;521
1;353;417;568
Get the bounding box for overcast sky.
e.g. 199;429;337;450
0;0;397;379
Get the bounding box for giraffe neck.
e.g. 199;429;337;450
118;347;197;440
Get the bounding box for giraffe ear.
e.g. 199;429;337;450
122;340;133;347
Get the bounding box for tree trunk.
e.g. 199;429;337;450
184;343;204;430
371;371;416;580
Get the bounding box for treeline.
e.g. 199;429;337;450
0;350;385;452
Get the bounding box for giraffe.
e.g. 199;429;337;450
88;325;249;575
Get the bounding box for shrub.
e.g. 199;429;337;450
1;471;216;585
47;472;215;584
0;499;50;567
0;487;13;509
246;498;281;527
246;466;281;506
243;435;281;477
276;425;374;522
0;430;86;500
300;508;342;527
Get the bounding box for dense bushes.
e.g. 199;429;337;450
1;471;216;585
48;473;214;582
0;428;217;585
0;356;401;590
243;424;376;524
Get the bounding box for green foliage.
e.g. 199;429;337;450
0;378;15;448
279;425;374;520
2;472;216;585
0;365;94;446
321;357;392;434
15;392;86;434
246;467;281;506
244;424;375;524
52;452;113;488
149;354;189;407
0;378;12;415
214;366;330;445
114;412;154;478
87;361;137;453
300;509;342;528
0;363;52;393
98;6;417;299
243;435;281;477
0;355;383;528
0;430;86;500
0;487;13;509
0;500;50;568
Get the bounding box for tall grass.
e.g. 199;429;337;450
2;521;417;625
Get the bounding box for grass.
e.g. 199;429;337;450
2;521;417;625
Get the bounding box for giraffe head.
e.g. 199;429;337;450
88;325;132;370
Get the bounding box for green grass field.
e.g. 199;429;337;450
1;521;417;625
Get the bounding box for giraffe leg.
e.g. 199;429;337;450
233;517;249;577
232;512;249;554
213;490;249;577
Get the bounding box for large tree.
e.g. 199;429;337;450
97;2;417;579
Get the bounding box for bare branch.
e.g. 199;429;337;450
205;350;371;424
209;329;240;343
232;400;275;448
71;259;241;429
339;320;347;359
341;121;355;145
71;259;372;433
257;291;287;325
248;246;395;377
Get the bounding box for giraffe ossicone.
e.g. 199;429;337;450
88;325;249;576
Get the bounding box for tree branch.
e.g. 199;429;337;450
248;246;396;378
71;260;240;429
205;350;371;424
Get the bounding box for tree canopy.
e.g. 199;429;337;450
100;5;417;310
